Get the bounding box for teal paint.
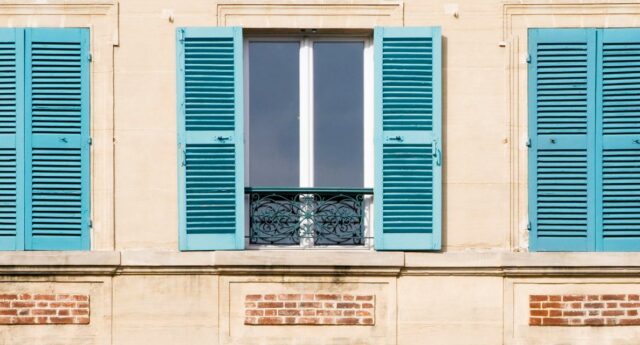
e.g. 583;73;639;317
597;28;640;251
0;29;23;250
374;27;442;251
0;28;90;251
528;28;597;251
529;28;640;252
24;28;91;250
177;27;245;250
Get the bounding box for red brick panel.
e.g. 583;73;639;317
0;293;90;325
245;293;374;326
529;294;640;326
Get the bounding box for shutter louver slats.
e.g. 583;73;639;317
178;28;244;250
0;29;21;250
599;29;640;251
382;144;433;233
25;29;90;250
529;29;596;251
382;37;433;132
374;27;441;251
185;144;236;234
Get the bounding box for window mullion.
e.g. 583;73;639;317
299;37;313;188
299;37;314;248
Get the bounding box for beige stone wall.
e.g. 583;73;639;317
4;0;632;252
0;0;640;344
0;252;639;344
113;0;516;252
111;0;640;253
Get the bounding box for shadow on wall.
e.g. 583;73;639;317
441;35;448;252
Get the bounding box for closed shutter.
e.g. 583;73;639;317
24;29;90;250
598;28;640;251
528;29;597;251
374;27;442;250
177;27;244;250
0;29;23;250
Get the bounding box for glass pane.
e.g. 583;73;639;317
248;41;300;187
313;41;364;188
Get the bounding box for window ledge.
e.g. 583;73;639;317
0;251;120;275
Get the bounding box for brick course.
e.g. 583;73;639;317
245;293;374;326
530;294;640;326
0;293;89;325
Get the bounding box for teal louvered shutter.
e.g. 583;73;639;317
528;29;597;251
374;27;442;251
597;28;640;251
0;29;24;250
24;29;90;250
177;27;244;250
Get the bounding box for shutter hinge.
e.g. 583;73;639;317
178;29;185;42
87;53;92;62
525;138;532;148
88;137;92;145
527;221;532;231
89;220;93;228
526;54;531;64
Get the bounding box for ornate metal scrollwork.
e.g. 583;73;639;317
248;189;371;246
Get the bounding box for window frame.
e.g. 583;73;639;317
242;33;374;250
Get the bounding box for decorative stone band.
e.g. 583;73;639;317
0;293;90;325
244;293;375;326
529;294;640;326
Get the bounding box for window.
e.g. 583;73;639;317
177;27;441;251
0;28;91;251
244;36;373;248
528;28;640;252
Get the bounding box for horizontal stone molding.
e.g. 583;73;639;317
216;0;404;28
244;293;374;326
0;293;89;325
530;294;640;326
4;251;640;276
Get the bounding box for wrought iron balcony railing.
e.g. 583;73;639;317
246;187;373;246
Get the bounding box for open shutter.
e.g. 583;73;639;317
0;29;24;250
177;27;244;250
374;27;442;250
24;29;90;250
528;29;597;251
597;28;640;251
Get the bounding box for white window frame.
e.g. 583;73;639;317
243;33;374;250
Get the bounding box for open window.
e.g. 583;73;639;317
244;34;374;248
177;27;441;251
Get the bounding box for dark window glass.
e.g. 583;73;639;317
248;41;300;187
313;41;364;187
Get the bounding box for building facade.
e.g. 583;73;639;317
0;0;639;344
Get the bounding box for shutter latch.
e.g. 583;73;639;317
433;139;442;166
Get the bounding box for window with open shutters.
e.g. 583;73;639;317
528;28;640;252
177;27;442;251
0;28;91;251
